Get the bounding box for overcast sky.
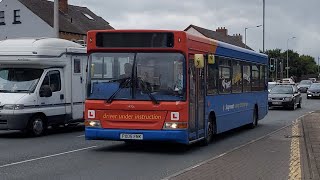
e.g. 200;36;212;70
71;0;320;61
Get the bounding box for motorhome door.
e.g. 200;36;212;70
71;56;86;120
38;69;66;124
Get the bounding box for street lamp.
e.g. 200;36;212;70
286;36;296;78
244;25;262;49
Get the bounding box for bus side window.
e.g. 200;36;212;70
243;63;251;92
218;58;231;94
207;62;218;95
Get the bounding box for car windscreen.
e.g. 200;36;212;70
270;86;293;94
299;80;312;85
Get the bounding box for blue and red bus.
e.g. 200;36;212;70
84;30;268;145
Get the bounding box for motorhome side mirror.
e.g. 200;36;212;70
40;85;52;97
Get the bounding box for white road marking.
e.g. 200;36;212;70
77;134;85;137
0;146;98;168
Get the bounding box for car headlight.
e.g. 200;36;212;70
268;97;272;100
307;91;311;94
3;104;24;110
285;97;292;101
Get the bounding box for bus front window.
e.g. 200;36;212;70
88;53;186;101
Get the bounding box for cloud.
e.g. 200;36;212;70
69;0;320;60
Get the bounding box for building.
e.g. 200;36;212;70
184;24;252;50
0;0;113;42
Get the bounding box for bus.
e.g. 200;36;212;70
84;30;268;145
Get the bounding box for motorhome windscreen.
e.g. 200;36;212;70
96;32;174;48
0;68;43;93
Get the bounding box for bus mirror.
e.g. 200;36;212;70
91;64;95;76
194;54;204;68
208;54;215;64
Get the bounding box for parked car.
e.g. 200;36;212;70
309;78;317;83
268;82;277;92
297;80;313;93
268;84;302;110
280;78;295;84
307;83;320;99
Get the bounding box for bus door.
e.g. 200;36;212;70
188;59;205;141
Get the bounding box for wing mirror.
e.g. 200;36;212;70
40;85;52;97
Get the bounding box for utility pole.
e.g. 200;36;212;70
263;0;265;52
318;56;320;77
275;58;278;81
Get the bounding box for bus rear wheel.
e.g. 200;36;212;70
249;107;258;129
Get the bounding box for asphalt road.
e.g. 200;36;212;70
0;94;319;180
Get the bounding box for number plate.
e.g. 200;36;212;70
272;102;282;105
314;94;320;96
120;133;143;140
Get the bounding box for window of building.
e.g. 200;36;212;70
232;61;242;93
219;58;231;94
207;60;218;95
13;10;21;24
251;64;260;91
243;63;251;92
0;11;5;25
83;13;94;20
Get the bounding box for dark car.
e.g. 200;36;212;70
307;83;320;99
268;85;302;110
297;80;312;93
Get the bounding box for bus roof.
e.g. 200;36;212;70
0;38;86;57
88;29;268;64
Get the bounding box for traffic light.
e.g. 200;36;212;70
269;58;275;72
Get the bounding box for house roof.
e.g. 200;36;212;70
18;0;114;35
184;24;253;50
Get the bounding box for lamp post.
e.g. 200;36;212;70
286;37;296;78
263;0;265;52
244;25;262;49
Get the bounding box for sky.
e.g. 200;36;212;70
70;0;320;62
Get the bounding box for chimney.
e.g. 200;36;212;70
59;0;68;14
216;27;228;36
233;34;243;42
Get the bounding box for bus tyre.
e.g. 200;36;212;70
201;119;215;146
249;108;258;129
28;115;46;136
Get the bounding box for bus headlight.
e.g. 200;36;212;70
85;120;101;128
3;104;24;110
163;122;188;130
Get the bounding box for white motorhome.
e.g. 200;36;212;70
0;38;87;136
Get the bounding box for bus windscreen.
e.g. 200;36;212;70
96;32;174;48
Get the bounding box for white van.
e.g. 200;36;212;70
0;38;87;136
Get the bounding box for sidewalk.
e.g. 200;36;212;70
164;112;320;180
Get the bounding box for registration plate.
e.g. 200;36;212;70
120;133;143;140
272;102;282;105
314;94;320;96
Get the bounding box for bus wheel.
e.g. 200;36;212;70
201;119;215;146
28;115;47;136
249;107;258;129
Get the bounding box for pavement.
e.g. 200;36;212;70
164;111;320;180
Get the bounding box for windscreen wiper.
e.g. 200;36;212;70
138;78;159;105
0;90;12;93
106;78;132;104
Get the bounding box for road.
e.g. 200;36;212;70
0;94;319;180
